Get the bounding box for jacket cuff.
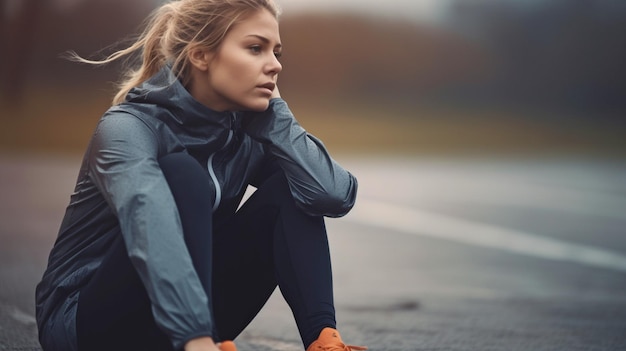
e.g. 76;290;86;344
175;331;214;351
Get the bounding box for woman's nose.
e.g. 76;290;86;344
267;55;282;75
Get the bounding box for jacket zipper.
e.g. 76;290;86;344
206;113;236;211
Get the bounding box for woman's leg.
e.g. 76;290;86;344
76;233;174;351
158;153;215;298
76;153;214;351
211;170;336;349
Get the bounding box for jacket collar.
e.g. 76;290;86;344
125;65;234;130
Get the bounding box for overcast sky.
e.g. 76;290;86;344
278;0;452;23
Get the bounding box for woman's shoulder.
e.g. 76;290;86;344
92;104;161;143
97;102;171;136
103;102;160;124
92;103;185;156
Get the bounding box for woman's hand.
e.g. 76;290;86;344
184;336;221;351
271;84;281;99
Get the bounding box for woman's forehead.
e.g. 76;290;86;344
231;9;281;42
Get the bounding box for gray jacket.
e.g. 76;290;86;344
35;67;357;350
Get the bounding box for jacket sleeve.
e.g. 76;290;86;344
87;111;213;350
243;98;358;217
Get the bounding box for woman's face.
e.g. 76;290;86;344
190;9;283;112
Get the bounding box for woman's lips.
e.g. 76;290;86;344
258;82;275;95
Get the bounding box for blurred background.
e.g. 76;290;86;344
1;0;625;157
2;2;626;349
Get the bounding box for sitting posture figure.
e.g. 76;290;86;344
35;0;367;351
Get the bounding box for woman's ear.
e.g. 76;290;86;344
188;47;212;72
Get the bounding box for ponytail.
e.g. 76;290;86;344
68;3;178;105
114;3;179;105
68;0;280;106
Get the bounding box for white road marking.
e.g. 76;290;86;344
347;198;626;272
2;305;37;325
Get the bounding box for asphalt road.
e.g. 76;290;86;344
1;152;626;351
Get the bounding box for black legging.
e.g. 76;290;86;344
76;153;336;351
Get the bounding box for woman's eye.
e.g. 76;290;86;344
274;51;282;59
249;46;262;54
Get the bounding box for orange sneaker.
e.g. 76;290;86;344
306;327;367;351
218;340;237;351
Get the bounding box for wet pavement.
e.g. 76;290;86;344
1;152;626;351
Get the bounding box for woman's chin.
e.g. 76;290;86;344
244;100;270;112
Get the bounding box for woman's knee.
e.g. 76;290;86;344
158;153;215;211
254;171;295;206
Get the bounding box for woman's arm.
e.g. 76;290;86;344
242;98;358;218
88;111;214;350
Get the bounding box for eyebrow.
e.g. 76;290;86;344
246;34;282;48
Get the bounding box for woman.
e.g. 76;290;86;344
35;0;367;351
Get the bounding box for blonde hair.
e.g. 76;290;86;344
71;0;280;105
